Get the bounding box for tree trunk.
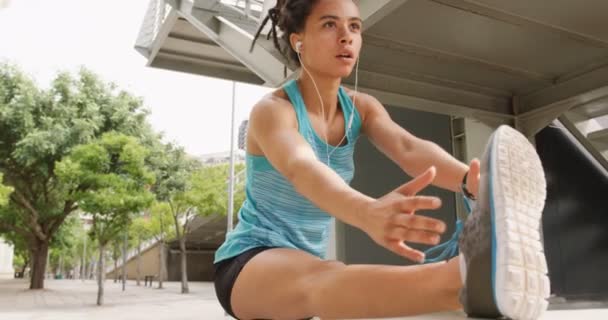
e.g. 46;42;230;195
20;260;29;275
58;256;64;278
179;236;189;294
87;258;97;279
29;239;50;289
136;239;141;286
88;259;94;280
113;258;118;283
158;241;165;289
97;244;106;306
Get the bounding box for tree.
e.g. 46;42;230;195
48;215;84;278
110;239;122;283
0;64;154;289
148;202;175;289
129;214;154;286
82;233;99;280
190;163;246;218
151;144;200;293
171;162;247;294
56;132;155;305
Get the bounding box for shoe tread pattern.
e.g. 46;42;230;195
493;126;550;320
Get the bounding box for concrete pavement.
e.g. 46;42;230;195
0;279;607;320
0;279;225;320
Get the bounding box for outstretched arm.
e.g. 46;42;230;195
357;93;480;198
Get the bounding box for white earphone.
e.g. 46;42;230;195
295;39;359;166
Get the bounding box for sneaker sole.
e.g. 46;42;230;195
490;126;551;320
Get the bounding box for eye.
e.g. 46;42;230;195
323;21;336;28
350;23;361;31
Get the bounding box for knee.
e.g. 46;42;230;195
304;260;347;283
300;260;347;311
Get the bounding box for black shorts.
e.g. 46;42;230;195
213;246;275;319
213;246;314;320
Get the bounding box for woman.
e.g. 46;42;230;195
213;0;546;319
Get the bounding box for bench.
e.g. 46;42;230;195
144;275;157;287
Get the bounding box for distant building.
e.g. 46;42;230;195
238;120;248;150
197;150;245;165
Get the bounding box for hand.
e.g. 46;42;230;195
359;166;446;263
466;158;481;199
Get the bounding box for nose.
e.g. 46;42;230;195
339;24;354;45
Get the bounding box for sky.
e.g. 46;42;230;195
0;0;272;156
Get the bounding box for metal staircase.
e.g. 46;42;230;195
133;0;608;222
561;101;608;170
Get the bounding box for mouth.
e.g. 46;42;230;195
336;53;354;61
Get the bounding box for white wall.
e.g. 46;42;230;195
464;118;498;162
0;237;14;279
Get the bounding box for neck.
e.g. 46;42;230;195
297;71;341;121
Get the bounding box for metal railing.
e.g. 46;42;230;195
561;103;608;171
220;0;266;20
104;237;161;274
135;0;171;54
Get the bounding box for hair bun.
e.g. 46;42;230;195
251;0;318;69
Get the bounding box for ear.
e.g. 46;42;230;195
289;33;302;52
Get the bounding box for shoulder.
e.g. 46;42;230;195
249;87;297;131
341;87;386;122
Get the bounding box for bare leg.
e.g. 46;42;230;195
231;248;462;320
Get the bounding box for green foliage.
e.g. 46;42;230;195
152;144;199;202
149;202;176;241
111;239;122;263
56;132;155;247
0;63;249;288
188;163;246;217
0;174;11;207
150;143;201;244
13;253;25;271
129;214;154;246
0;63;157;287
48;215;85;274
188;165;228;217
4;229;28;270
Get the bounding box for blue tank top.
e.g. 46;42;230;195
214;79;362;263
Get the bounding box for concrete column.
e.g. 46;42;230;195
325;219;337;261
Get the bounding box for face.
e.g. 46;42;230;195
292;0;362;78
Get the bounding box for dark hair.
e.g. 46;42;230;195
251;0;319;67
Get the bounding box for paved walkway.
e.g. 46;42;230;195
0;279;607;319
0;279;225;320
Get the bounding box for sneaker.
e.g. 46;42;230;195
458;125;550;319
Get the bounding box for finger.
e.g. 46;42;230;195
468;159;480;198
387;227;441;246
389;240;425;263
392;214;446;233
394;166;436;196
395;195;442;212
